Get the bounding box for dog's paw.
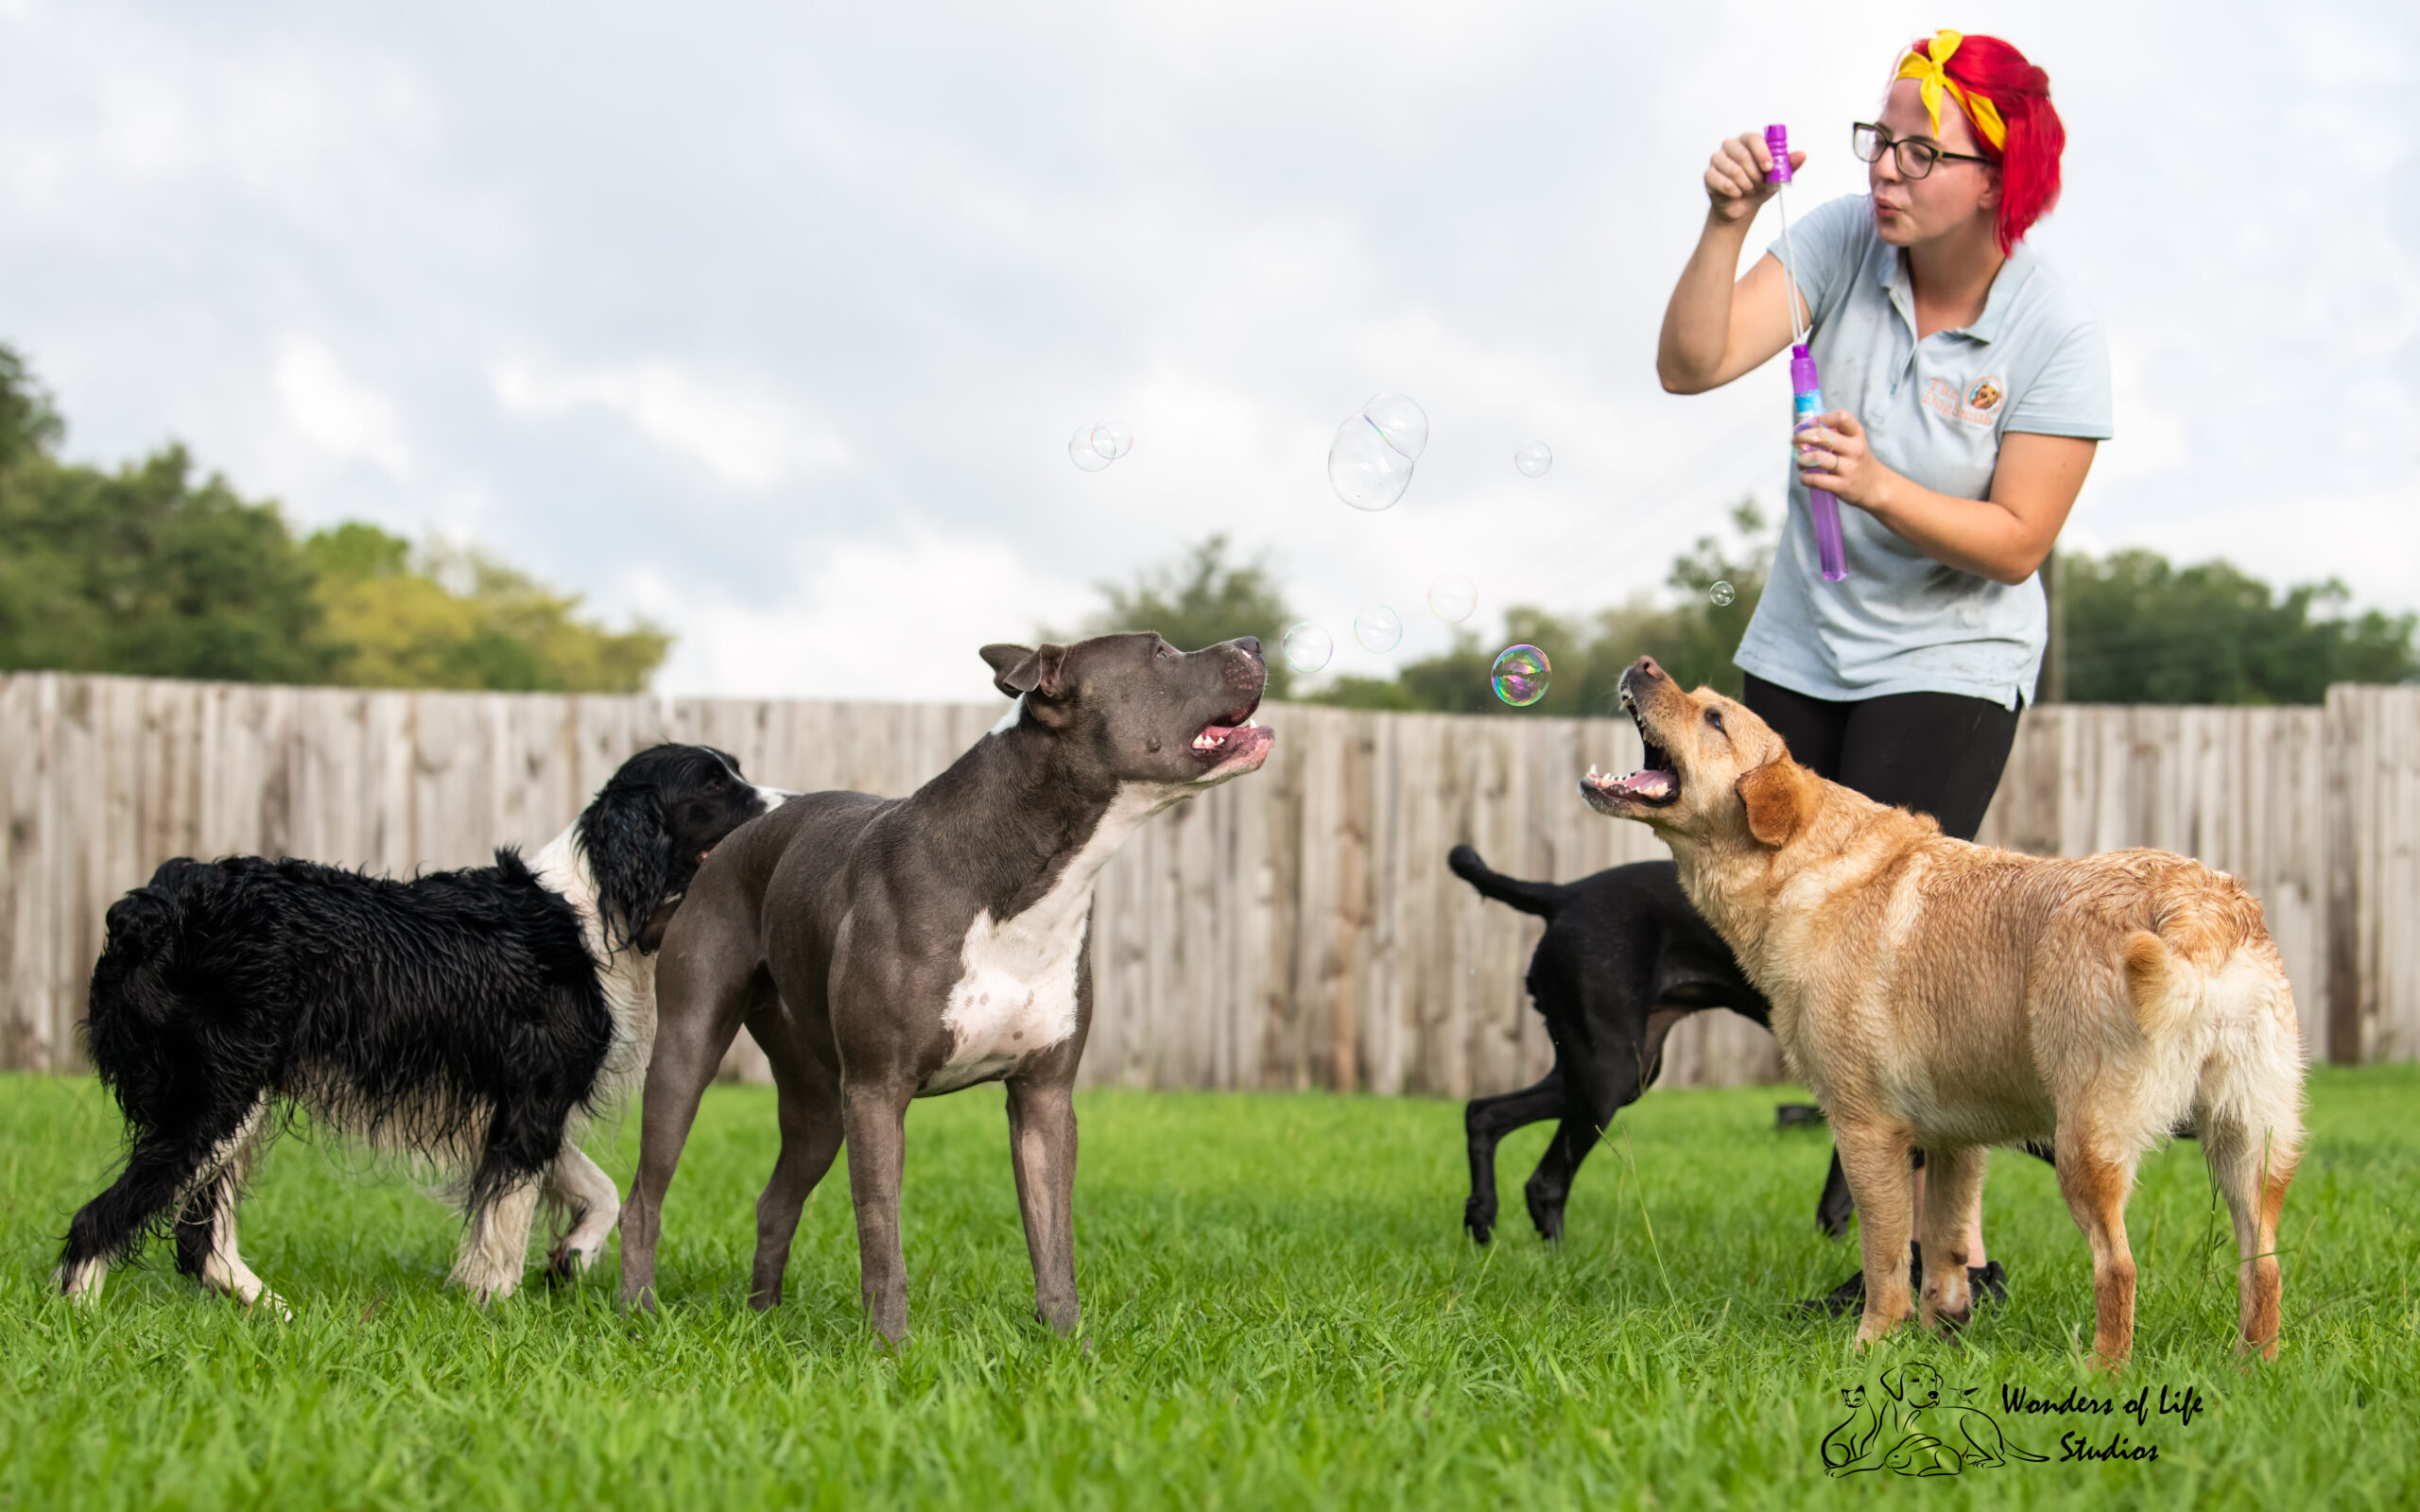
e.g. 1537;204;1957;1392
56;1262;104;1305
1461;1200;1496;1246
545;1240;593;1284
1853;1313;1906;1349
1919;1278;1974;1333
1523;1187;1566;1245
1922;1300;1974;1335
450;1266;522;1306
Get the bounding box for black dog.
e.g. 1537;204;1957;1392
1451;844;2034;1311
1450;846;1770;1246
57;744;779;1312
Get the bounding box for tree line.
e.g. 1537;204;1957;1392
9;336;2411;704
1;344;667;693
1080;509;2416;713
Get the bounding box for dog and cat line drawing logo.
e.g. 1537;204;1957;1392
1821;1363;2201;1474
1821;1363;2048;1477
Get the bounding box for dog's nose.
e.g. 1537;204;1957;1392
1632;655;1665;682
1235;636;1262;658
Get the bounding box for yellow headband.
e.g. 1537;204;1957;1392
1896;30;2007;153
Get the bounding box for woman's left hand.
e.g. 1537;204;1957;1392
1795;411;1899;513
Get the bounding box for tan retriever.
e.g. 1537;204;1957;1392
1580;656;2303;1365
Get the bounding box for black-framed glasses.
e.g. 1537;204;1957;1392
1851;122;1995;179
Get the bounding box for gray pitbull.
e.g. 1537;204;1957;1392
618;633;1273;1342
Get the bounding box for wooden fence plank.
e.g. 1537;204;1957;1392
6;675;2415;1085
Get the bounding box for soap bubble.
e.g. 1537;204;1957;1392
1282;623;1334;675
1353;604;1403;653
1328;415;1414;511
1708;579;1737;608
1491;644;1550;707
1068;426;1112;472
1513;440;1553;477
1068;418;1132;470
1360;393;1427;461
1426;572;1477;624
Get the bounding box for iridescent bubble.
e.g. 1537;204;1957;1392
1426;572;1477;624
1282;623;1334;675
1491;644;1550;707
1328;415;1413;511
1708;579;1737;608
1513;440;1553;477
1360;392;1427;461
1353;604;1403;653
1090;418;1133;461
1068;425;1112;472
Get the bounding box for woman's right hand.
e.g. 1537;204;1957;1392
1703;131;1806;224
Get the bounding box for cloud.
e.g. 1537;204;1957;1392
635;527;1078;702
490;355;851;491
274;336;411;476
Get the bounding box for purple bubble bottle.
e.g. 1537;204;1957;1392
1766;124;1848;582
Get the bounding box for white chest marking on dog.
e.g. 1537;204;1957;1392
987;696;1027;735
528;823;656;1095
925;782;1187;1094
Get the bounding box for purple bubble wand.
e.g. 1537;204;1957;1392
1766;124;1848;582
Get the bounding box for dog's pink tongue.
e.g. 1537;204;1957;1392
1610;769;1676;800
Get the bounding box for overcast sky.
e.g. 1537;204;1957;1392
4;0;2413;701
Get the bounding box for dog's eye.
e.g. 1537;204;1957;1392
1704;708;1725;734
1156;644;1173;660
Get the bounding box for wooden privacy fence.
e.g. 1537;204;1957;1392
5;674;2416;1091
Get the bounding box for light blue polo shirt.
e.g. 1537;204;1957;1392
1733;193;2113;710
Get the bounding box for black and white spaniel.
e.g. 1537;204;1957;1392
57;744;785;1312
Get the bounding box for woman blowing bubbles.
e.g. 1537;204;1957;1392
1656;32;2110;1314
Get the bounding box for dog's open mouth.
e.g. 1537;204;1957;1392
1190;703;1273;767
1584;696;1680;807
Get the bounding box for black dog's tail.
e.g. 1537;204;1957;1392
1447;845;1570;919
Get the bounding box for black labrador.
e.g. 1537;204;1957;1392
1451;845;2042;1310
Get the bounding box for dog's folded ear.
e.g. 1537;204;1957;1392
1736;757;1812;848
578;784;673;954
979;643;1069;698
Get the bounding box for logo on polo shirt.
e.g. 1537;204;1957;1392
1922;375;2005;427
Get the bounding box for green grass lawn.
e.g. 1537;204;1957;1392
3;1065;2414;1510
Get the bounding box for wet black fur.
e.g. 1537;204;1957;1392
60;743;769;1290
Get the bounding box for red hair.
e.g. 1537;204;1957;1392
1904;32;2064;253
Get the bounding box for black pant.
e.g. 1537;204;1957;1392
1741;675;2020;843
1745;673;2032;1262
